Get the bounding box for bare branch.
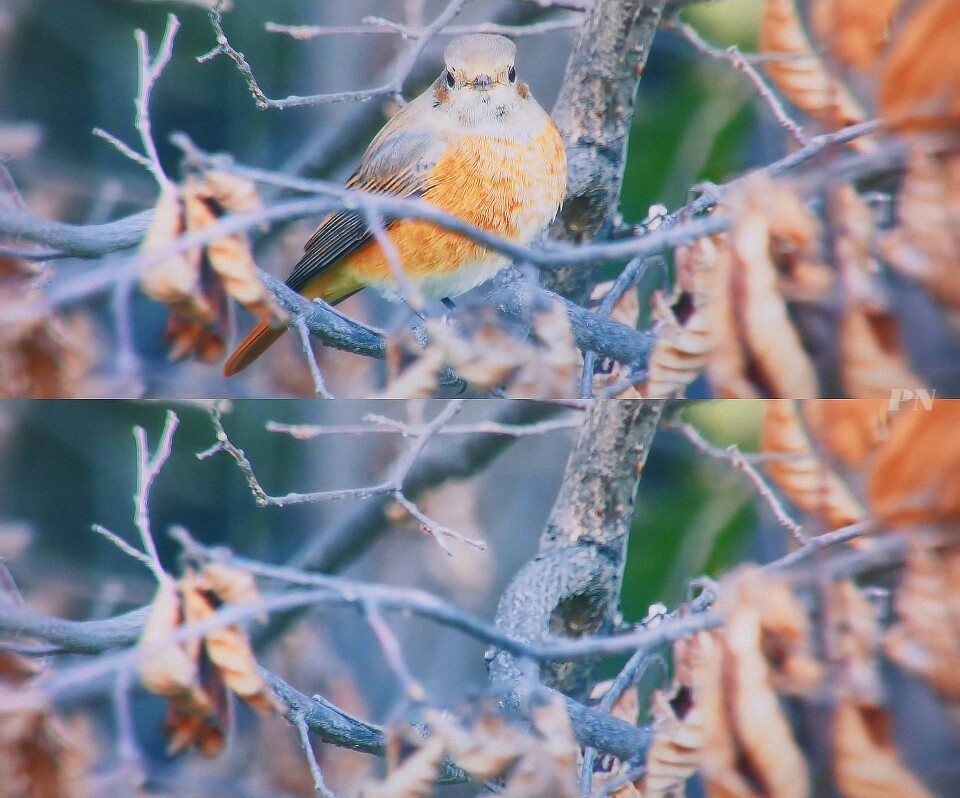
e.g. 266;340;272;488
293;713;337;798
201;0;467;109
265;16;582;41
664;416;808;543
546;0;668;301
94;14;179;188
132;409;180;578
294;317;335;399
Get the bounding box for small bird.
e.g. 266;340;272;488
223;33;567;376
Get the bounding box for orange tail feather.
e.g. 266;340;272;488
222;321;286;376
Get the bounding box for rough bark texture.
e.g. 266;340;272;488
545;0;668;303
489;400;663;716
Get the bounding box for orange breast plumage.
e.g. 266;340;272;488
335;119;567;300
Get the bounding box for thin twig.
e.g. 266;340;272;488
91;524;161;574
202;0;467;109
391;492;485;553
725;444;808;544
265;17;581;41
580;255;654;398
580;648;668;794
664;17;809;145
94;14;179;188
202;401;483;553
265;414;583;439
293;713;337;798
131;409;180;579
726;45;807;146
667;418;808;543
294;318;335;398
364;601;426;703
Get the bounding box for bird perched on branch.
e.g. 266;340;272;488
223;33;567;376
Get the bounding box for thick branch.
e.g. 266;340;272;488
546;0;668;301
540;399;663;555
0;208;151;258
489;400;664;755
0;604;150;654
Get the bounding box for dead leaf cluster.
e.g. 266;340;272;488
384;301;580;398
639;236;715;398
757;398;960;535
881;146;960;317
760;0;870;143
760;0;960;134
136;563;279;757
0;650;90;798
694;177;825;399
359;697;580;798
139;169;280;363
0;252;94;399
668;567;933;798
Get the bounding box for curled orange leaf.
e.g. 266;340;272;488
760;0;870;144
642;236;715;398
868;403;960;527
881;146;960;309
879;0;960;131
728;177;821;398
833;701;934;798
884;541;960;701
761;399;867;529
810;0;900;70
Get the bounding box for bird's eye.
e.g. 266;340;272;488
508;66;517;84
445;70;456;89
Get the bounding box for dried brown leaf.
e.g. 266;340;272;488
641;237;714;398
688;630;761;798
762;399;867;529
590;679;640;727
881;146;960;308
500;697;579;798
424;709;524;781
0;647;90;798
703;233;760;398
884;541;960;700
801;399;890;468
829;581;883;704
879;0;960;131
728;178;821;398
384;302;579;398
136;579;208;711
201;561;264;619
868;402;960;527
717;569;811;798
183;569;279;715
199;169;264;215
760;0;870;143
833;701;934;798
591;279;641;330
810;0;900;70
840;306;922;399
185;173;276;323
0;251;96;398
636;687;702;798
359;736;444;798
140;189;208;319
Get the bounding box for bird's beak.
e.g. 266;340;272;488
471;75;493;91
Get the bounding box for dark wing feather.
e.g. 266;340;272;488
285;128;446;293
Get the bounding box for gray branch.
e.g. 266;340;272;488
489;400;664;762
546;0;668;302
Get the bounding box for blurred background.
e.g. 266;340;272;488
0;0;773;397
0;398;774;793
